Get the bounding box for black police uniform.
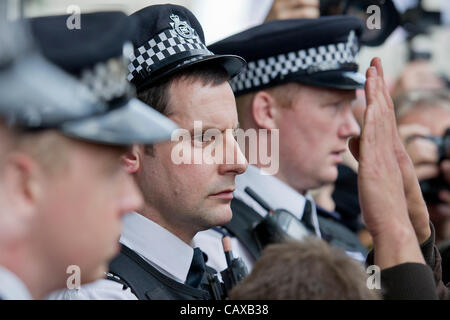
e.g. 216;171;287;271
106;245;225;300
207;16;368;261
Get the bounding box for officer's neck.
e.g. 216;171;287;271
254;164;308;195
138;207;196;246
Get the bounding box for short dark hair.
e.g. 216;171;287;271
137;62;230;116
229;238;380;300
137;63;230;156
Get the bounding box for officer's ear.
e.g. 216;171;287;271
2;152;41;219
122;145;142;174
251;90;278;130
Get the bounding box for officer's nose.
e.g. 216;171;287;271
218;131;248;176
339;107;361;139
118;172;144;216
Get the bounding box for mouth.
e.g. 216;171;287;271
209;189;235;200
330;149;346;163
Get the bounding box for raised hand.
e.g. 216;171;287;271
356;58;425;268
350;58;432;245
372;58;432;244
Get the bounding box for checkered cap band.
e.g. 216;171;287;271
82;57;132;103
230;30;359;94
127;29;213;82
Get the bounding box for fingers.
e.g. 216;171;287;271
415;164;440;181
362;65;391;155
397;124;439;179
364;66;378;109
365;61;388;116
430;203;450;220
440;160;450;184
371;57;384;80
371;58;395;113
406;137;438;162
439;190;450;205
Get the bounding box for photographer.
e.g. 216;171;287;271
396;90;450;244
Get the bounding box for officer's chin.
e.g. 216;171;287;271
210;203;233;227
322;166;339;186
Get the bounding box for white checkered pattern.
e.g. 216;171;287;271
127;29;212;81
230;30;359;94
81;58;131;102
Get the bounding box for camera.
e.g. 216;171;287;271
320;0;445;47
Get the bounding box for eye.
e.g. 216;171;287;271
327;102;342;108
323;101;344;116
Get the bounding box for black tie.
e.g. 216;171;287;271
301;199;316;233
185;247;206;288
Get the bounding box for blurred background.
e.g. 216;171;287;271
2;0;449;82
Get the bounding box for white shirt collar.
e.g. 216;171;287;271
0;265;32;300
119;212;194;284
234;165;321;237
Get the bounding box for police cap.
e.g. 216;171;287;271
209;16;367;96
127;4;246;91
24;12;177;146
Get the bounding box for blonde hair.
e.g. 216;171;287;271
235;83;302;126
14;130;70;175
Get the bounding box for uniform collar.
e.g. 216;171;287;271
119;212;194;284
0;265;32;300
234;165;321;237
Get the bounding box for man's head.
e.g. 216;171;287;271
126;64;247;243
237;82;359;191
395;90;450;242
6;131;142;284
210;17;365;192
123;4;247;243
396;90;450;136
0;12;176;298
229;238;380;300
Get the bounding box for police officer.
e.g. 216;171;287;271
0;12;176;300
52;4;247;300
194;16;369;272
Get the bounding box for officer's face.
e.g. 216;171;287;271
274;84;360;191
28;137;143;286
136;78;247;241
